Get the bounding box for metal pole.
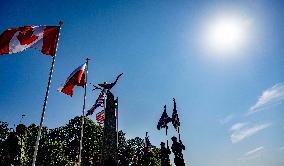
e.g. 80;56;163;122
32;22;62;165
166;126;168;147
164;104;169;147
116;97;119;148
116;97;119;166
100;89;107;165
103;89;107;110
32;55;56;166
178;126;181;141
78;58;89;166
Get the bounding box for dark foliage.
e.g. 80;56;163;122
0;117;161;166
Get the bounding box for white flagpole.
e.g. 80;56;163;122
78;58;90;166
32;22;63;166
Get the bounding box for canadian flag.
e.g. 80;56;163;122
58;63;86;97
0;25;60;56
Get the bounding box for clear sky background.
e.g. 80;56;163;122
1;0;284;165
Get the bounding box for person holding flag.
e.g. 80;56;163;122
171;136;185;166
142;132;154;166
171;98;186;165
159;142;171;166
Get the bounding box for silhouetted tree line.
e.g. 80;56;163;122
0;117;161;166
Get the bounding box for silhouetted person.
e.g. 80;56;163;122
171;136;185;166
160;142;171;166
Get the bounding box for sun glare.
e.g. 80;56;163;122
203;15;250;55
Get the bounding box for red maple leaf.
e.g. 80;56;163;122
17;26;39;45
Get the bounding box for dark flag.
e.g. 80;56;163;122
157;105;172;130
172;98;180;130
86;90;105;116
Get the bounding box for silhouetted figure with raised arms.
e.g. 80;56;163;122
171;136;185;166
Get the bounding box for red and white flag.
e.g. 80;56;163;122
58;63;86;97
96;110;105;124
0;25;60;56
86;91;105;116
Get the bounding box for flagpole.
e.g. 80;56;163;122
116;97;119;148
164;105;168;147
99;88;107;165
78;58;90;166
166;125;168;147
178;126;181;141
103;89;107;110
32;22;63;166
116;97;119;165
173;98;181;142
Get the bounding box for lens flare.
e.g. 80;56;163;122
203;14;250;55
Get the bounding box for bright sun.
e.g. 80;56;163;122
204;15;250;55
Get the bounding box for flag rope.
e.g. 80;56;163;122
78;58;89;166
32;22;63;166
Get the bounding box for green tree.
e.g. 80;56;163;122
0;117;162;166
0;121;10;143
21;124;49;166
2;132;21;165
151;147;161;166
117;130;132;165
127;137;145;158
0;121;11;164
63;116;103;165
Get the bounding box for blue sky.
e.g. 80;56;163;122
1;0;284;165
